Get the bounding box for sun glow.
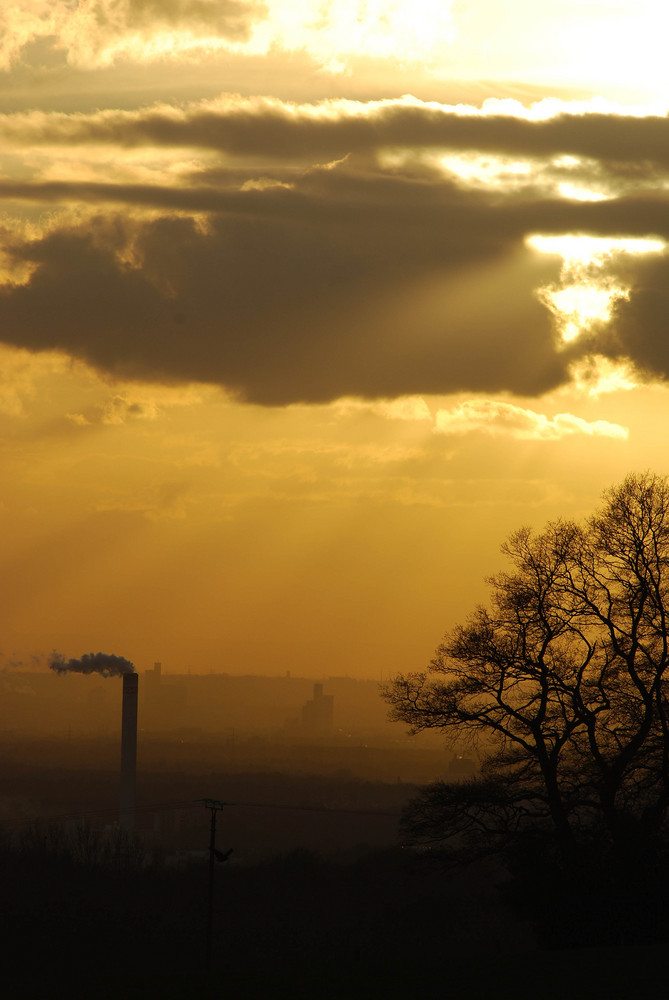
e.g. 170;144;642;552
248;0;456;64
569;356;638;396
527;235;666;264
528;234;666;346
543;284;619;343
556;183;608;203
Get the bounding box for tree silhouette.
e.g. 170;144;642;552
384;473;669;942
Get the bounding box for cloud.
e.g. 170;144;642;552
433;399;628;440
0;160;568;403
60;0;269;67
0;1;268;72
109;0;263;33
63;381;211;426
332;396;432;421
6;96;669;404
0;4;57;72
5;96;669;174
1;0;455;74
0;344;74;417
95;478;193;519
604;254;669;382
67;392;159;426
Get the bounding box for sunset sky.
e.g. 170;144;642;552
3;1;669;678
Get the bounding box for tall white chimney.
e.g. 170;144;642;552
120;673;138;833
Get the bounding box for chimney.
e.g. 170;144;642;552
120;673;139;833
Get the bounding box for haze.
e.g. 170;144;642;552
3;2;669;678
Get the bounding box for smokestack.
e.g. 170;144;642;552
120;672;138;833
50;650;138;832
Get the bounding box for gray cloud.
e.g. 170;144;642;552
4;99;669;405
604;255;669;380
0;163;569;403
6;99;669;172
4;170;669;240
119;0;266;37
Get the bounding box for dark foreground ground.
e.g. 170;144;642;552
3;832;668;1000
6;948;669;1000
3;747;668;999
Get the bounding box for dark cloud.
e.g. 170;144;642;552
4;140;669;404
0;164;569;403
120;0;267;38
4;171;669;240
604;255;669;380
8;100;669;172
535;155;666;199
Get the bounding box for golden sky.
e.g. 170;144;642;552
3;0;669;677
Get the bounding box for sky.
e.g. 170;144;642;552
3;1;669;678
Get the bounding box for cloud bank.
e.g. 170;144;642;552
0;179;565;404
2;95;669;404
5;97;669;171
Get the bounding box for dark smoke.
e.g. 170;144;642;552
49;651;135;678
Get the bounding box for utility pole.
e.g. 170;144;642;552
196;798;230;973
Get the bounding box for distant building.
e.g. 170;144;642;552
142;662;188;730
301;682;334;734
144;662;162;703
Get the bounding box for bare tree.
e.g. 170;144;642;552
384;473;669;868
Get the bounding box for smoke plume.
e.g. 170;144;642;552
49;651;135;677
